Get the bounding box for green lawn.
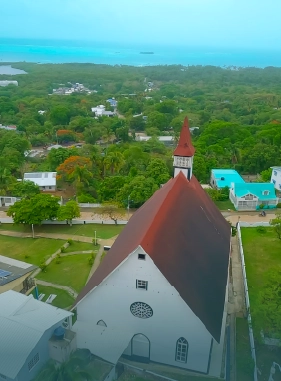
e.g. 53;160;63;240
241;227;281;310
0;235;63;266
236;318;254;381
35;285;74;309
63;241;98;253
36;254;91;292
0;223;124;239
241;227;281;380
214;199;235;211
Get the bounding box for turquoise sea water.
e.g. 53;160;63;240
1;38;281;68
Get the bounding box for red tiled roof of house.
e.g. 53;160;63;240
173;117;195;157
74;172;231;343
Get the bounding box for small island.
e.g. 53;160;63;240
140;52;154;54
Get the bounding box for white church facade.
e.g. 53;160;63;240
72;117;231;378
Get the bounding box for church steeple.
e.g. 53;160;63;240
173;117;195;180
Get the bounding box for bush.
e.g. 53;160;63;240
231;226;237;237
259;204;265;209
277;203;281;209
88;252;95;266
40;262;47;272
67;239;73;245
60;246;66;253
77;194;96;203
256;226;266;234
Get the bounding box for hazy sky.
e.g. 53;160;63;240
0;0;280;49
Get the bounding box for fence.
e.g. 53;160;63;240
237;222;258;381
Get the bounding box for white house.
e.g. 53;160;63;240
0;196;20;207
91;105;116;117
271;166;281;193
229;182;278;211
72;117;231;378
0;290;73;381
23;172;57;191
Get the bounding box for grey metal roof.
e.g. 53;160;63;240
0;291;72;379
0;255;37;287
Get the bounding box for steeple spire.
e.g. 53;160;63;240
173;117;195;180
173;117;195;157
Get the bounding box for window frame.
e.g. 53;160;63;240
175;337;188;363
138;253;146;260
136;279;148;290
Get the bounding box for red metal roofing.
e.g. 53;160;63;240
74;172;231;343
173;117;195;157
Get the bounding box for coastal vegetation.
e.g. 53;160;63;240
0;63;281;206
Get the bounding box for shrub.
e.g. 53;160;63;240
67;239;73;245
277;203;281;209
259;204;265;209
56;253;62;264
40;262;47;272
88;252;95;266
231;226;237;237
256;226;266;234
77;194;96;203
60;246;66;253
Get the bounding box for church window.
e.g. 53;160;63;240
175;337;188;363
136;280;148;290
97;320;107;327
138;254;146;260
130;302;153;319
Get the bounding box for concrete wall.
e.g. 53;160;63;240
76;246;213;374
271;169;281;192
16;321;66;381
0;273;32;294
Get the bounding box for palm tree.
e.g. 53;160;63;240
104;151;125;175
69;165;93;194
33;351;93;381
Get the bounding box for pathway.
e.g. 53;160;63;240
36;280;78;298
0;230;93;242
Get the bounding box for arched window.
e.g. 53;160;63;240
97;320;107;327
175;337;188;363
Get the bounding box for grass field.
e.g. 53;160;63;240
36;254;91;292
214;199;235;210
236;318;253;381
0;223;124;239
241;227;281;380
241;227;281;310
63;241;98;253
36;285;74;309
0;235;63;266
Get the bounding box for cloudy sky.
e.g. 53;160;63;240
0;0;279;49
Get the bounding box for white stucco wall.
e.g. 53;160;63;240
271;168;281;192
74;246;215;375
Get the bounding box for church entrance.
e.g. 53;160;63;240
131;334;150;363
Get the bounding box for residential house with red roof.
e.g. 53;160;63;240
72;117;231;378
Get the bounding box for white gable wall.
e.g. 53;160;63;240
75;246;215;374
271;168;281;192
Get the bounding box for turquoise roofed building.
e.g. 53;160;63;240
229;182;278;211
210;169;245;189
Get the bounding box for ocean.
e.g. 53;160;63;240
1;38;281;68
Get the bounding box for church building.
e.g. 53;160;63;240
72;117;231;378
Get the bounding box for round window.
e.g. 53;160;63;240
130;302;153;319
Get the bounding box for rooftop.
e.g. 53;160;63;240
0;290;72;379
75;171;231;343
173;117;195;157
212;169;245;188
24;172;57;187
232;182;277;199
0;255;37;287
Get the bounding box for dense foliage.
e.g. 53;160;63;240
1;62;281;205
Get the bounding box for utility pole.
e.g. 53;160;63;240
31;224;34;239
94;230;97;246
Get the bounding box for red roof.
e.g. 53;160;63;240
173;117;195;157
74;172;231;343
